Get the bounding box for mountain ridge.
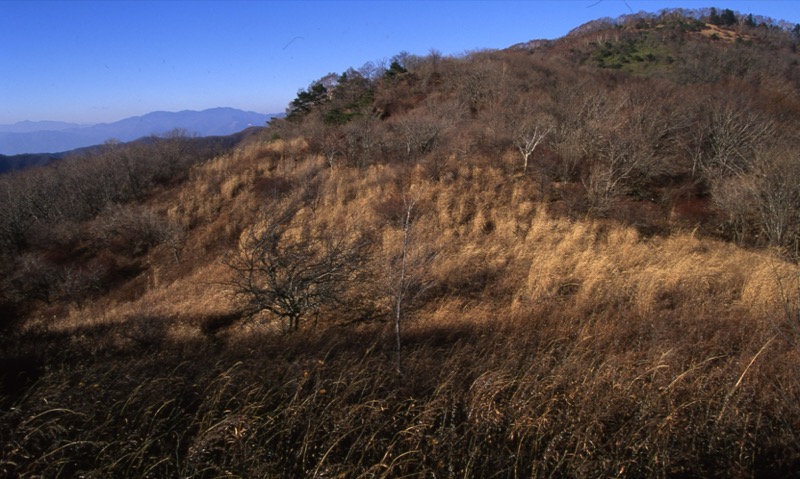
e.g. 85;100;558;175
0;107;278;155
0;120;84;133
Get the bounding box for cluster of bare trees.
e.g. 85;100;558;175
0;132;216;316
271;12;800;254
0;131;203;256
695;105;800;251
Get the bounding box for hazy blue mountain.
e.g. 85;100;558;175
0;108;276;154
0;120;83;133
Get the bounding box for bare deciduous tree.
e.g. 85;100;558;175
89;204;175;257
378;190;437;371
305;114;344;169
226;205;374;332
0;176;37;254
748;148;800;249
342;112;383;168
710;143;800;251
579;87;678;214
582;132;655;214
511;108;554;175
392;195;414;370
452;57;508;114
391;100;459;161
710;175;755;244
696;106;775;180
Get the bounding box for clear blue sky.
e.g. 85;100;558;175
1;1;797;124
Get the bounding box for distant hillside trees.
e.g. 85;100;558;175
287;81;330;121
0;130;221;253
265;12;800;256
0;131;229;316
708;7;738;26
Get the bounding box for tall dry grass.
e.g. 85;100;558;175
3;142;800;477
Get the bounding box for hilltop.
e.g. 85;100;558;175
2;8;800;478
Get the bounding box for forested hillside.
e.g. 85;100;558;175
2;8;800;478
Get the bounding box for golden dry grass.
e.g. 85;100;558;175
28;138;800;352
6;140;800;478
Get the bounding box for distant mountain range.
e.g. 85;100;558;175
0;108;277;155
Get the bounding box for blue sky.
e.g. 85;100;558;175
1;1;798;124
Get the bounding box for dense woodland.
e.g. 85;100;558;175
2;8;800;478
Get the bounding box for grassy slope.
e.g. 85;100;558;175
3;138;800;477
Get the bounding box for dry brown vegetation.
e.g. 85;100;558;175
2;8;800;478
